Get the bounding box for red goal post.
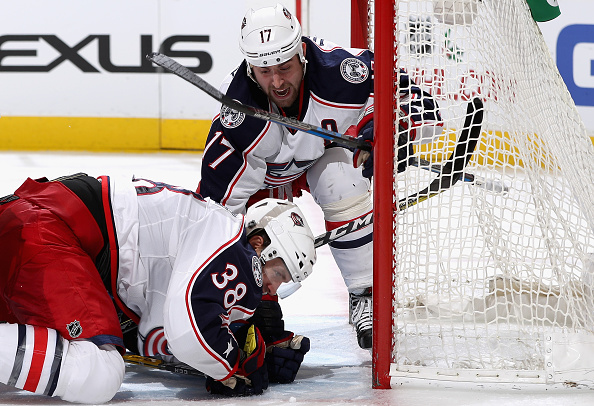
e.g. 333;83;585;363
369;0;397;390
353;0;594;391
350;0;400;388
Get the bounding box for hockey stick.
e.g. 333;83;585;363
314;98;484;247
123;354;205;377
147;52;507;192
314;211;373;248
146;54;483;244
397;97;483;211
146;52;369;151
411;157;508;193
146;52;503;193
124;104;480;372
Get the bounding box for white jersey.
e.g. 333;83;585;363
106;177;263;380
198;37;375;213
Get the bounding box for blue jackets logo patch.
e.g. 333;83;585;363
340;58;369;84
220;105;245;128
252;256;263;287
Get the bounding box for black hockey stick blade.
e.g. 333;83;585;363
146;52;370;151
398;97;483;211
411;157;509;193
123;354;205;378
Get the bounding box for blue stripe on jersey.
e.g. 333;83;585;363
329;232;373;249
44;332;64;396
88;334;125;350
134;179;204;200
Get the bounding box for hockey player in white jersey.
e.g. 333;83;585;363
0;174;315;402
197;3;442;349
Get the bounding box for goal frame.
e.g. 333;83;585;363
354;0;594;391
369;0;397;390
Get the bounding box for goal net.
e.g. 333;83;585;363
356;0;594;388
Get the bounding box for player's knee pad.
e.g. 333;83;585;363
318;192;372;224
307;147;371;207
53;341;124;404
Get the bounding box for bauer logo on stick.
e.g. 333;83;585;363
340;58;369;84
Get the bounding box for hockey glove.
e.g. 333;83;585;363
352;120;374;179
396;123;414;174
205;324;269;396
249;294;285;338
266;332;310;383
248;296;310;384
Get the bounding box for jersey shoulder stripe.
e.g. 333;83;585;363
303;36;374;106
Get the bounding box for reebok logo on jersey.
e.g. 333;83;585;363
220;105;245;128
252;256;263;287
66;320;83;338
340;58;369;84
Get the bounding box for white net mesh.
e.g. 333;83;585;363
370;0;594;385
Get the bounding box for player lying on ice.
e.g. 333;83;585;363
197;3;442;349
0;173;316;403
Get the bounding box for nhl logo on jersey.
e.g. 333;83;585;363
66;320;83;338
252;256;263;287
340;58;369;84
220;105;245;129
291;212;305;227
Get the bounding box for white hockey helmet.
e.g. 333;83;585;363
239;3;305;67
245;198;316;284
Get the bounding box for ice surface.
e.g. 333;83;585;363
1;151;594;405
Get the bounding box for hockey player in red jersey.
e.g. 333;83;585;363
197;3;442;349
0;174;315;402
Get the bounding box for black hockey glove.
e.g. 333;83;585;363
396;124;414;174
352;120;375;179
352;119;413;177
205;323;269;397
249;295;310;384
266;332;310;383
249;294;286;338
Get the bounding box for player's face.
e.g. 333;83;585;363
251;55;304;109
261;257;292;296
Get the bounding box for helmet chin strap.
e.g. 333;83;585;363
246;62;259;87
